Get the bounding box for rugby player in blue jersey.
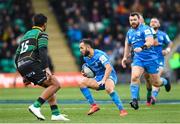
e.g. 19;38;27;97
79;39;128;116
122;12;171;110
145;18;173;105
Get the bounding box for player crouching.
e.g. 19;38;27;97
79;39;128;117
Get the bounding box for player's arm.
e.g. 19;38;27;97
134;28;154;52
122;37;130;68
162;34;173;55
162;42;173;55
14;46;21;69
145;36;154;47
144;28;155;47
38;32;52;75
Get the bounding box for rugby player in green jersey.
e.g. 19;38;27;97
15;13;69;121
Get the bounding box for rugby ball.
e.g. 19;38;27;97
82;64;95;78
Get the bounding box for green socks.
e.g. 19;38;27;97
33;97;45;108
51;105;60;116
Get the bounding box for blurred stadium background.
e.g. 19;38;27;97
0;0;180;123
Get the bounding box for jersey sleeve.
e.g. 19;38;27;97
38;32;48;48
163;33;171;44
99;54;110;66
15;46;20;67
38;32;49;69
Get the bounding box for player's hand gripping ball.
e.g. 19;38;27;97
81;64;95;78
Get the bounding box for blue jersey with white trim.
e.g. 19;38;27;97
154;30;171;58
83;49;116;76
127;24;158;61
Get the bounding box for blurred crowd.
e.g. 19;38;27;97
49;0;179;74
0;0;34;72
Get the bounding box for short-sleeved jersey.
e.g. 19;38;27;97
83;49;116;77
15;27;48;61
127;24;158;61
154;30;171;58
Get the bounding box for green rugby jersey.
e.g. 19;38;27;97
15;26;48;61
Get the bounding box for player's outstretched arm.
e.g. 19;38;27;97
134;36;154;53
122;37;130;68
162;41;173;56
145;36;154;47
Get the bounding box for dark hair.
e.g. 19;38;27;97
80;39;94;48
33;13;47;27
130;12;140;19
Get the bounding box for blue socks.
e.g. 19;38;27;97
161;77;168;85
80;87;95;105
81;87;124;110
110;91;124;110
130;84;140;99
152;90;159;98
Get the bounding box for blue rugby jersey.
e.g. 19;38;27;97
83;49;116;77
126;24;158;61
154;30;171;59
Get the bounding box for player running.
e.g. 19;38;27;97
15;13;69;121
122;12;171;110
79;39;128;117
145;18;173;105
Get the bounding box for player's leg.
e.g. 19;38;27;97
79;77;99;105
151;86;159;104
144;72;152;105
130;65;144;110
79;77;100;115
151;67;163;104
28;74;60;120
48;94;69;121
150;73;170;91
149;73;170;90
105;78;128;116
48;94;59;116
145;60;171;92
17;62;48;120
32;75;60;108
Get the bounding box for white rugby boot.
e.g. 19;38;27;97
28;104;45;120
51;114;70;121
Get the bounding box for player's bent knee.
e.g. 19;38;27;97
152;82;161;87
50;76;61;89
131;76;140;82
78;78;88;88
53;80;61;89
105;87;114;94
78;82;85;88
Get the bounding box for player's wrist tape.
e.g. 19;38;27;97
141;45;148;50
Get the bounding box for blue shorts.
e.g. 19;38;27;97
158;57;165;68
94;73;117;90
132;59;159;74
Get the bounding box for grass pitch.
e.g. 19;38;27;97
0;84;180;123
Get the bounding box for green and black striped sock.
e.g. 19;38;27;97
51;105;60;116
33;97;45;108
